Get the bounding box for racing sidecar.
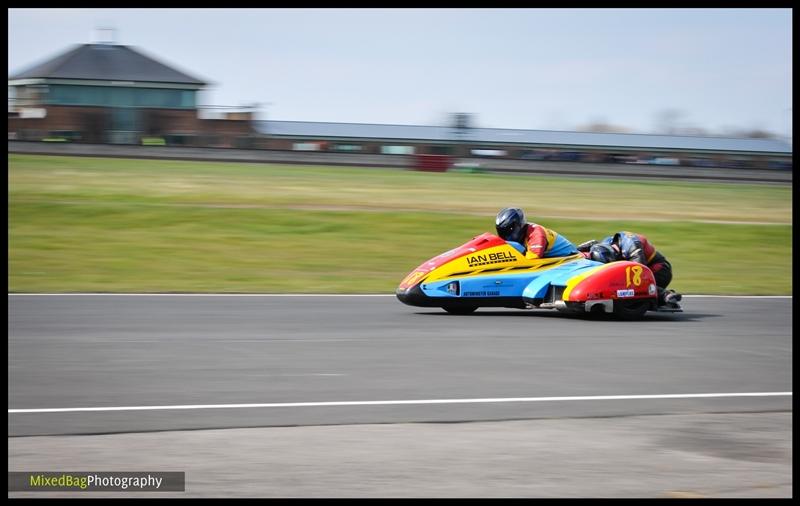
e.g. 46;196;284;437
396;232;677;319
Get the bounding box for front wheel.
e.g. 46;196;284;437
612;300;651;320
443;304;478;315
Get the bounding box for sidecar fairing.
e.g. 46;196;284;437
396;233;659;318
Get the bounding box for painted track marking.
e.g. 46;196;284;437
9;392;791;414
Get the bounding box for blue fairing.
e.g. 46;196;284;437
420;257;604;300
507;237;578;258
521;259;601;299
506;241;526;255
547;234;580;257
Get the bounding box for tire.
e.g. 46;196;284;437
612;300;650;320
443;305;478;315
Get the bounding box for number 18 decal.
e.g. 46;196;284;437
625;265;642;287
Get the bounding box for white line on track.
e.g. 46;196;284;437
7;293;792;298
8;392;791;414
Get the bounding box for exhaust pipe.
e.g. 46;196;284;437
585;299;613;313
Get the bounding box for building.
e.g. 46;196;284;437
9;41;791;169
253;120;792;170
8;40;254;147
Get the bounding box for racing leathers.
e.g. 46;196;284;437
578;231;677;306
521;223;579;259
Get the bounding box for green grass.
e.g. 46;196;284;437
8;154;792;294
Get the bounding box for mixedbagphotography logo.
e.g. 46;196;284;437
8;472;185;492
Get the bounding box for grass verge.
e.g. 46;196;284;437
9;154;792;294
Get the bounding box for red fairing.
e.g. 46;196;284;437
398;233;504;289
568;261;658;302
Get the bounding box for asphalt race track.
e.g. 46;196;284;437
8;294;792;437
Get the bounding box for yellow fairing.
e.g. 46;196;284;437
423;244;584;284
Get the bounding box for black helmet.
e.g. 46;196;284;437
495;207;527;243
589;243;619;263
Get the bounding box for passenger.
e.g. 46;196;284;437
494;207;579;259
577;232;681;308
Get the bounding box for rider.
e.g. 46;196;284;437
495;207;579;259
577;232;681;308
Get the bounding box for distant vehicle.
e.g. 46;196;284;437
768;160;792;170
650;157;680;166
520;150;551;160
471;149;507;157
554;151;582;162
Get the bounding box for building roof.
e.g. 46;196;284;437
255;120;792;155
8;44;206;85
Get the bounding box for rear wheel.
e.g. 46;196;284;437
612;300;650;320
443;305;478;315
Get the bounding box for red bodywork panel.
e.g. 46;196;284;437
398;233;504;290
567;261;657;302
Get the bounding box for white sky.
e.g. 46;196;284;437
7;8;793;137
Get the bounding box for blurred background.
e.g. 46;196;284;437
8;8;793;499
8;8;792;161
7;8;793;296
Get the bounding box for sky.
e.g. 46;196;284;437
7;8;793;138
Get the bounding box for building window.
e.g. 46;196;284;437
47;84;195;109
110;87;134;107
180;90;195;108
381;145;415;155
332;144;362;152
292;142;321;151
471;149;507;157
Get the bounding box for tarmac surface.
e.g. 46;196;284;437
8;412;792;498
8;294;793;497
